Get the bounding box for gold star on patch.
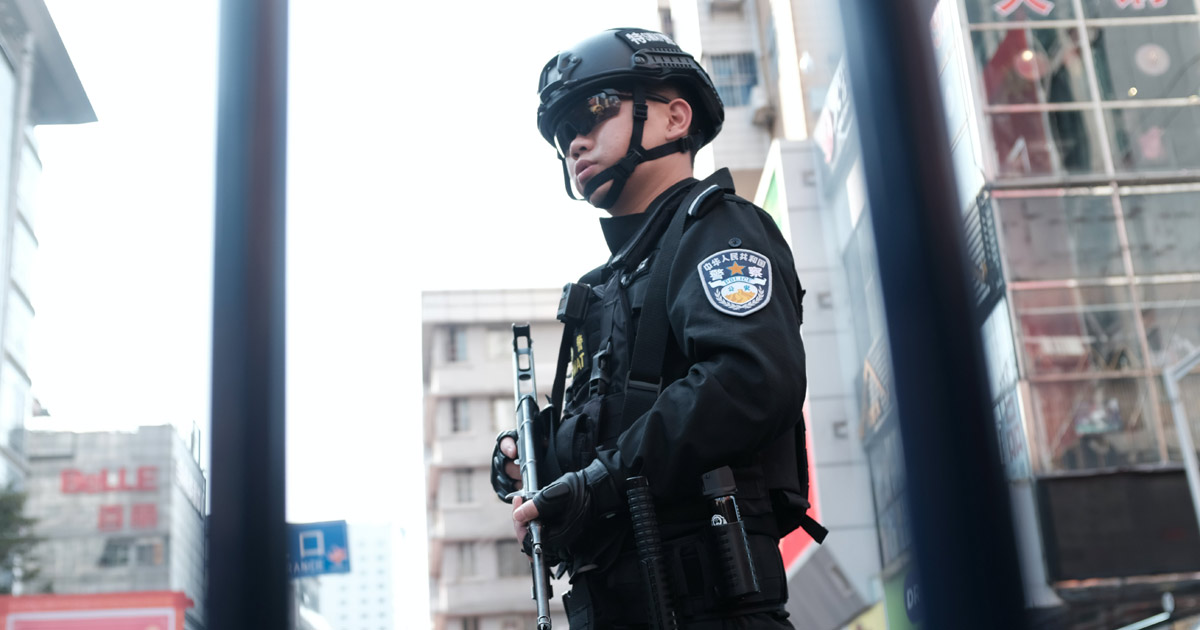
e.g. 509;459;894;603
727;262;745;275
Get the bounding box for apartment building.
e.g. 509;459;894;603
422;289;566;630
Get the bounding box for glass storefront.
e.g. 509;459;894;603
959;0;1200;477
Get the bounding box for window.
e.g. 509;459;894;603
968;3;1200;181
709;52;758;107
98;538;133;567
486;328;509;359
493;397;512;433
450;398;470;433
447;326;468;362
496;540;526;577
462;618;480;630
135;541;164;566
454;469;474;503
457;543;477;578
996;195;1123;281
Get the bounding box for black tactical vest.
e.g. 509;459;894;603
545;172;819;573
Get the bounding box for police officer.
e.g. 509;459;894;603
492;28;823;629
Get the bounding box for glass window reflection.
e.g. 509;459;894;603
1082;0;1197;19
973;28;1091;105
990;110;1106;176
1108;105;1200;171
1140;282;1200;368
1034;377;1161;470
1091;23;1200;101
1158;371;1200;463
1121;192;1200;275
1013;285;1144;375
997;194;1123;280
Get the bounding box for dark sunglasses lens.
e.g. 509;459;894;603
555;92;623;153
556;122;579;154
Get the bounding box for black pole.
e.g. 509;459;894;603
837;2;1028;629
208;0;288;628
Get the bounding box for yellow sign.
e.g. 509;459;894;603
842;602;887;630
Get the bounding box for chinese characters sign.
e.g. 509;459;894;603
993;0;1055;16
60;466;162;533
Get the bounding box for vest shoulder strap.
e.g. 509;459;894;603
621;169;735;421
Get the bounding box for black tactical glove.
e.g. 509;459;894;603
491;430;520;503
532;459;623;551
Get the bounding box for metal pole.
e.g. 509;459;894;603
837;0;1029;628
1165;347;1200;535
208;0;289;628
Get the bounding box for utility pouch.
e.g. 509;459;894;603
554;396;602;474
558;282;592;324
563;583;594;630
702;466;760;600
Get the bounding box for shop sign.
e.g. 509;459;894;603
994;387;1032;480
61;466;158;494
861;359;888;435
814;61;853;167
97;503;159;532
868;420;912;565
930;0;957;70
884;566;924;630
841;601;886;630
993;0;1055;16
1115;0;1168;8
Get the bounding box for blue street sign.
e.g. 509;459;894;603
287;520;351;578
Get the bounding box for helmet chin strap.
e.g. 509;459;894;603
559;84;696;210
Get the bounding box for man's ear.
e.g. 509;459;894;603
665;98;693;141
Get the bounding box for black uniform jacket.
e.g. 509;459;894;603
562;170;808;508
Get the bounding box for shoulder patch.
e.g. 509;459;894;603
696;248;772;317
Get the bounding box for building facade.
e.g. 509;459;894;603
422;289;566;630
0;0;93;488
316;522;395;630
24;425;206;630
664;0;1200;627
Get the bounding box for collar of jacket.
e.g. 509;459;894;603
598;178;694;260
607;168;736;271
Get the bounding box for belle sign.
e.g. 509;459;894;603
61;467;158;494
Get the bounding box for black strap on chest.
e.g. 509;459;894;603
551;265;606;418
619;171;734;423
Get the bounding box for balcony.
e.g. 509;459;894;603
430;432;495;468
434;575;567;617
432;503;513;541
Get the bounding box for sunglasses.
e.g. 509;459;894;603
554;89;672;155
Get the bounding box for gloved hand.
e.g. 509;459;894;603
491;430;521;503
517;459;623;551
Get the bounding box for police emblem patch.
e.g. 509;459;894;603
697;248;772;317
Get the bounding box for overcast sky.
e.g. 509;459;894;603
29;0;660;623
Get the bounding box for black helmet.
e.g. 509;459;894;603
536;28;725;209
538;28;724;149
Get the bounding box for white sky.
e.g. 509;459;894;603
29;0;660;625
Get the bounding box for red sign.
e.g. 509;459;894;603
62;467;157;494
779;402;822;573
96;503;159;532
0;592;193;630
993;0;1055;16
131;503;158;529
97;505;123;531
13;613;171;630
1115;0;1167;7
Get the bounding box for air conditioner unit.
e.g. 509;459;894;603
709;0;744;13
749;84;775;128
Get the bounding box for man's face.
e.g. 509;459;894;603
555;89;671;207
